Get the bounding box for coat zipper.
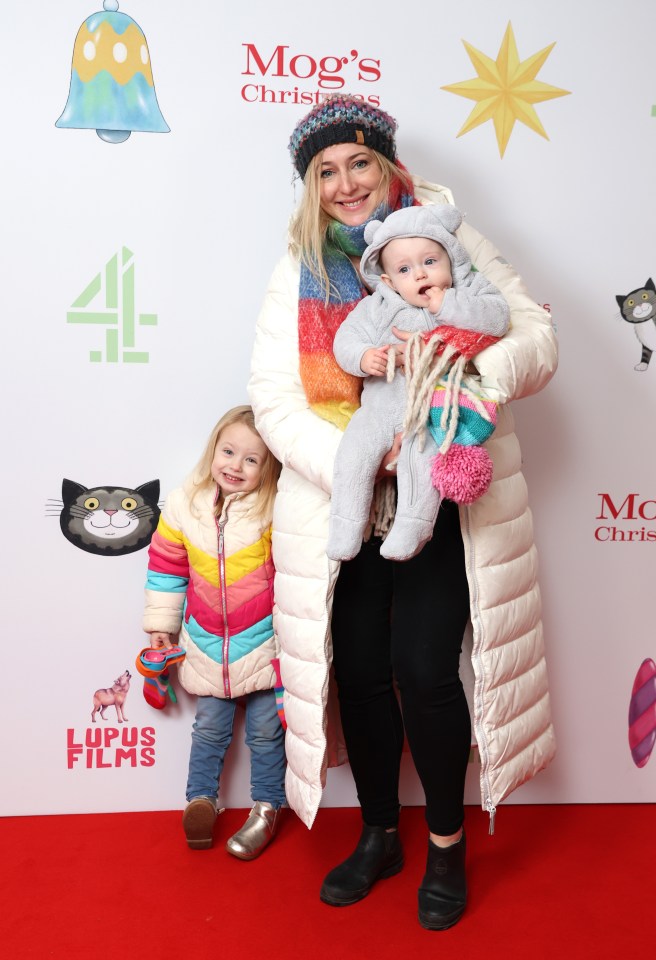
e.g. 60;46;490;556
462;504;496;834
309;554;340;830
407;433;417;506
216;506;231;699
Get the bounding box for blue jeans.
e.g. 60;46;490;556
186;689;286;808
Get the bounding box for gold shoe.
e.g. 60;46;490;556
225;801;279;860
182;797;218;850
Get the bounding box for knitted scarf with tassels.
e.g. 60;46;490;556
298;174;418;431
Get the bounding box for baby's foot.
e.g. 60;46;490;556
379;517;434;562
326;515;366;561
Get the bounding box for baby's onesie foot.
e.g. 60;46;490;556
326;515;366;561
379;517;435;562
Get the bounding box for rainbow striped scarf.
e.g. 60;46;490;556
298;175;417;431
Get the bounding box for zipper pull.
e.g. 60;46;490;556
485;799;497;835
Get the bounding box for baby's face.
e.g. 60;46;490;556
380;237;452;308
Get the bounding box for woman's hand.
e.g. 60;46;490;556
150;632;173;649
391;326;422;369
392;325;443;370
376;432;403;479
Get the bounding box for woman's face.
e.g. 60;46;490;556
318;144;385;226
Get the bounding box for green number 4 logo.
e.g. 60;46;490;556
67;247;158;363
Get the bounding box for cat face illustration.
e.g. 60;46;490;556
616;278;656;324
616;279;656;372
53;479;160;556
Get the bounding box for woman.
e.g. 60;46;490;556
248;95;557;930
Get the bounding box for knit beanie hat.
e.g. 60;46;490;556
289;94;398;180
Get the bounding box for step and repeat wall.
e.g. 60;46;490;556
3;0;656;816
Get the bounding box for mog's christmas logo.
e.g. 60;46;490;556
241;43;382;105
595;493;656;543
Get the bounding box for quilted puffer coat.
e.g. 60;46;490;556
143;480;277;699
248;176;558;829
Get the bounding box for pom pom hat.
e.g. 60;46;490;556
289;94;398;180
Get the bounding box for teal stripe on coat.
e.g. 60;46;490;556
185;613;274;664
145;571;189;593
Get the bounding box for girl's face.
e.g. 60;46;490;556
211;422;267;498
319;143;385;226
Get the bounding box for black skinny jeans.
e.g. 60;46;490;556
331;499;471;836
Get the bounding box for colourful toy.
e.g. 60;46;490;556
135;645;186;710
271;658;287;731
629;658;656;767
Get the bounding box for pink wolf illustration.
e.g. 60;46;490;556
91;670;131;723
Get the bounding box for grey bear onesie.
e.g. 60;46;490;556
326;204;510;562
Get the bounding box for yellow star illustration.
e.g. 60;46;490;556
442;22;571;157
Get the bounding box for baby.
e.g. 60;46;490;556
326;204;509;562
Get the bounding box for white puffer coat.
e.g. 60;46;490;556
248;176;558;829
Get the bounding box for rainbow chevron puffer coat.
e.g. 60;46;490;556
143;480;276;699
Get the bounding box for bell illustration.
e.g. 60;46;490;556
56;0;169;143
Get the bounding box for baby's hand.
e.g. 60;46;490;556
426;286;449;315
361;346;390;376
150;632;173;649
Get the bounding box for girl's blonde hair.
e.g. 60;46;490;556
191;405;280;521
288;148;413;301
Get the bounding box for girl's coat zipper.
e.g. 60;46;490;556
216;508;231;699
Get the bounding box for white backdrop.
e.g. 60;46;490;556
3;0;656;817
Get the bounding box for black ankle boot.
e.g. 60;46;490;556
418;832;466;930
320;824;404;906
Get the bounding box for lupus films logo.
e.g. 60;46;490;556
241;43;382;105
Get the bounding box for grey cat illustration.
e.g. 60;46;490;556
616;278;656;371
49;479;160;556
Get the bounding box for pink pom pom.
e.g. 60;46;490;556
431;445;493;504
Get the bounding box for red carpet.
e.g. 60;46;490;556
2;804;653;959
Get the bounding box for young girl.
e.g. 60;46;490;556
143;405;285;859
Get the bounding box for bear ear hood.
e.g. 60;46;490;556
360;204;471;290
364;219;385;245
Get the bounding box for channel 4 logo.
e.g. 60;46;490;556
67;247;158;363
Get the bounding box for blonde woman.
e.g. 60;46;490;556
248;95;557;930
